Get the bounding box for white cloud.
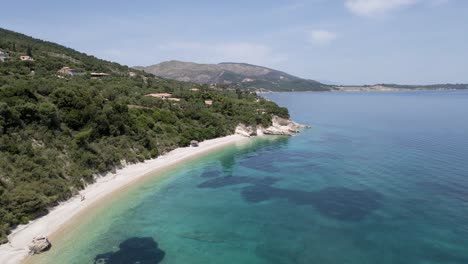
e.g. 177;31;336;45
307;30;338;45
345;0;418;17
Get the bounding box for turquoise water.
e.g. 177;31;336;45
38;90;468;263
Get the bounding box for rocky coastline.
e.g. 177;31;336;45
235;115;310;137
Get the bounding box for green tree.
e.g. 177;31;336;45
26;46;32;57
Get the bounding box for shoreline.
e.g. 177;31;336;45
257;88;467;94
0;134;250;264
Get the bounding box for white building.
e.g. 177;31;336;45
0;50;10;62
20;55;34;61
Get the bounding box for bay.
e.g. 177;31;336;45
37;90;468;264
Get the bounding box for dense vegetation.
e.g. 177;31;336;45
0;28;289;243
236;77;332;92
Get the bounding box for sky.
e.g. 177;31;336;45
1;0;467;85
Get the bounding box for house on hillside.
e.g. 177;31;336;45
189;88;199;92
20;55;34;61
90;72;110;79
0;50;9;62
145;93;173;99
128;72;137;77
204;100;213;106
145;93;182;102
57;67;83;76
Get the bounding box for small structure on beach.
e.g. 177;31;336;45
20;55;34;61
204;100;213;106
190;140;199;147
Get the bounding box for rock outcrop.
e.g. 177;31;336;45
263;115;309;136
235;115;309;137
28;235;51;255
235;124;257;137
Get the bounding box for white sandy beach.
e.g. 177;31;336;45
0;134;249;264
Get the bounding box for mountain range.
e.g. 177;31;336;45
134;61;333;92
135;61;468;93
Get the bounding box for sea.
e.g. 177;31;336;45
35;90;468;264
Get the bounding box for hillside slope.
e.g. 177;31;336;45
134;61;333;92
0;28;289;243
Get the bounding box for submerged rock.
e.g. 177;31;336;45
28;235;51;255
94;237;165;264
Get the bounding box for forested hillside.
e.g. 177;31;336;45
0;28;289;243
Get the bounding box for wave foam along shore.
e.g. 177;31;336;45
0;134;249;264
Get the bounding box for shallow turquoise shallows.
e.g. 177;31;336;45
38;90;468;264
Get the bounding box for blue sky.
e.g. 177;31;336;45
1;0;467;84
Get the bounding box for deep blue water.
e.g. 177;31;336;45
39;90;468;264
